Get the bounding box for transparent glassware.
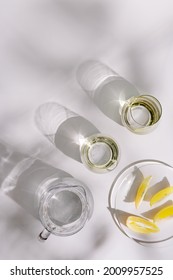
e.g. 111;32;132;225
109;160;173;247
35;102;119;173
0;142;93;241
77;60;162;134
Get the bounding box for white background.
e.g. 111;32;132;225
0;0;173;259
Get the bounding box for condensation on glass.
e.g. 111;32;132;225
76;60;162;134
35;102;119;173
0;142;94;241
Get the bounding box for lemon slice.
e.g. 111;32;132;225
150;186;173;206
135;176;152;209
126;216;160;234
154;205;173;222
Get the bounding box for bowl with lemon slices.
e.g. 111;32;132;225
109;160;173;246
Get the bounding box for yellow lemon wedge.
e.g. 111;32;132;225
135;176;152;209
126;216;160;234
154;205;173;222
150;186;173;206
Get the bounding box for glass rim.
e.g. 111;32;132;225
80;134;120;173
39;181;91;236
121;94;162;133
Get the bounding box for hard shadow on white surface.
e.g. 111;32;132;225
35;102;100;163
1;0;173;259
76;60;140;126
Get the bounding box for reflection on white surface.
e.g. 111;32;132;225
1;0;173;259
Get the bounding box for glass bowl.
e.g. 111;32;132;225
109;160;173;246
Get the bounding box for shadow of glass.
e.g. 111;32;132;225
77;60;139;126
0;141;37;188
54;116;99;162
0;140;71;216
35;102;100;163
7;160;71;218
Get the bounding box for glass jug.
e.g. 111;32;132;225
0;142;93;241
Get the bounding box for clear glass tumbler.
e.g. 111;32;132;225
35;102;119;173
77;60;162;134
0;142;93;241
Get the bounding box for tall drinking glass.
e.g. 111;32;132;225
77;60;162;134
35;102;119;173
